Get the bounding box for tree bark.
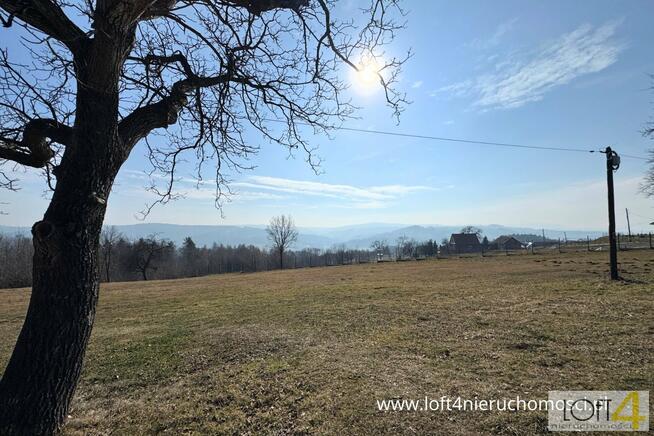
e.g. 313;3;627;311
0;69;123;434
0;218;103;434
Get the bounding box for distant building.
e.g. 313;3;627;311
493;235;523;250
449;233;481;254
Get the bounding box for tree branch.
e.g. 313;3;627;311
139;0;177;20
0;0;88;54
226;0;309;15
0;118;72;168
115;0;406;215
118;73;230;148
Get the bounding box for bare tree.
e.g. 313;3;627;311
395;235;408;259
644;154;654;198
130;235;173;281
403;238;416;258
0;233;32;287
266;214;298;269
642;103;654;197
333;243;347;264
370;239;388;260
0;1;407;432
440;238;450;255
100;226;121;282
460;226;483;238
395;235;415;259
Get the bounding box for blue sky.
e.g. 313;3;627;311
2;0;654;231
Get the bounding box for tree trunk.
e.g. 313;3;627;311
105;251;112;283
279;248;284;270
0;81;123;434
0;217;103;434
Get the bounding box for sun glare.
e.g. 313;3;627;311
351;57;383;94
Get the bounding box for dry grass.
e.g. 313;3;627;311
1;250;653;435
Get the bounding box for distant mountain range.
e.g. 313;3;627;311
0;223;606;249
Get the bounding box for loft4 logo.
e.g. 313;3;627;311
560;392;646;428
548;391;649;432
611;392;647;430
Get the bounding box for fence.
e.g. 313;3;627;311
434;232;653;259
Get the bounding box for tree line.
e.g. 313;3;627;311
0;229;378;289
4;220;568;289
0;219;495;289
0;232;446;290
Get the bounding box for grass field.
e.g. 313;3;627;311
1;250;653;435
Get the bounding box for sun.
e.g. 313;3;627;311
350;57;383;94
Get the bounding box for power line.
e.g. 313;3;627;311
621;153;650;161
630;211;654;221
331;125;597;154
264;118;649;160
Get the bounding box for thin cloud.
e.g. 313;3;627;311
232;175;438;207
466;18;518;50
431;80;472;98
412;80;424;89
116;172;449;210
368;185;435;196
184;189;288;202
439;20;625;110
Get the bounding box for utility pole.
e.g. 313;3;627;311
605;146;620;280
625;208;632;242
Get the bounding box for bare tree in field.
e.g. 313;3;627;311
395;235;415;259
0;0;407;433
130;235;173;281
403;238;416;258
267;215;298;269
371;239;388;260
100;226;121;282
642;103;654;197
370;239;387;252
395;235;408;259
644;156;654;198
0;233;33;287
460;226;483;238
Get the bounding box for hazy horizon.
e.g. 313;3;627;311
0;222;612;251
0;219;619;233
